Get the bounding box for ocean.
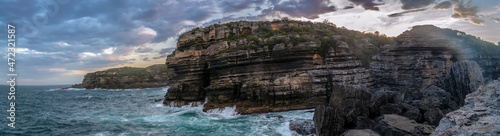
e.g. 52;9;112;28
0;85;313;136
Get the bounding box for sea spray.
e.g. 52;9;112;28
205;106;239;119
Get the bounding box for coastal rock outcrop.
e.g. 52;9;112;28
289;119;316;136
370;25;461;100
72;64;173;89
313;25;498;135
164;20;384;113
439;60;484;106
431;80;500;136
160;21;500;135
313;85;371;136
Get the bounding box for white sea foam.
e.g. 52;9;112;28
93;132;129;136
151;103;165;108
44;88;59;91
206;106;239;119
162;86;169;93
63;88;87;91
276;121;298;136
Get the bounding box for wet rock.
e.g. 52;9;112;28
431;81;500;136
341;129;380;136
289;119;315;136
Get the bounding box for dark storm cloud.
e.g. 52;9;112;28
0;0;220;73
262;0;336;19
218;0;265;13
3;0;494;85
343;6;355;10
135;47;154;53
132;9;159;22
400;0;434;10
388;8;426;17
434;1;452;9
137;0;217;43
451;0;483;25
142;57;150;61
348;0;382;11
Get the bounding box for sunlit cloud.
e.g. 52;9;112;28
1;0;498;85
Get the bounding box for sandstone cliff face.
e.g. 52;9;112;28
371;25;499;103
164;20;381;114
312;25;497;136
432;80;500;136
371;25;460;99
72;64;173;89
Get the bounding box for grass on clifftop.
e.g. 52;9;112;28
182;18;395;68
86;67;152;78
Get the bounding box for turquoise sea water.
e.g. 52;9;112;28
0;85;313;136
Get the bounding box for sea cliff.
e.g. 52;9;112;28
163;19;390;114
162;19;500;135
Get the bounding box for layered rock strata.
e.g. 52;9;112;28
164;20;376;114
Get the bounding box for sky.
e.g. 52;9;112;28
0;0;499;85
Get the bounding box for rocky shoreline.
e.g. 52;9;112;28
72;19;500;135
161;20;500;135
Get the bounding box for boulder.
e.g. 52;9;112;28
341;129;380;136
419;85;455;111
379;103;402;115
289;119;315;136
403;108;422;122
373;114;435;136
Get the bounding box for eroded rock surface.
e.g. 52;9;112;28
164;20;380;114
440;60;484;106
374;114;435;136
314;85;371;136
432;81;500;136
341;129;379;136
290;119;316;136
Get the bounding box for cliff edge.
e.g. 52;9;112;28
164;19;392;114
